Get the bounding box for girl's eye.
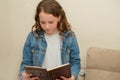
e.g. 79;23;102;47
49;22;54;24
40;21;45;24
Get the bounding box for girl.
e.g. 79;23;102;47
19;0;81;80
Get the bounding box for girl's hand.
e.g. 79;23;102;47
56;75;75;80
22;72;39;80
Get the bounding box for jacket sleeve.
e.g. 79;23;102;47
20;32;33;71
70;33;81;80
18;32;33;80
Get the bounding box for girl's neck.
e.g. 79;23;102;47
45;30;59;36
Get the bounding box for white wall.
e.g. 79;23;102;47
0;0;120;80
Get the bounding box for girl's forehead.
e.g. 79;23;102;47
39;12;57;21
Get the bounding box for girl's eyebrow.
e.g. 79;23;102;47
41;19;55;21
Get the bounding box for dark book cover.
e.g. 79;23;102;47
25;63;71;80
25;66;48;80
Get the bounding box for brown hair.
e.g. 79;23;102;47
32;0;71;38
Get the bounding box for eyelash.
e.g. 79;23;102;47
40;22;45;24
49;22;53;24
40;22;54;24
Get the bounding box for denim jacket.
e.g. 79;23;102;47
19;30;81;79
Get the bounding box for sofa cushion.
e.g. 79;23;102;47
87;47;120;72
85;47;120;80
85;69;120;80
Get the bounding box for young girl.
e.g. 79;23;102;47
19;0;81;80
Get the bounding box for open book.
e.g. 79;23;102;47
25;63;71;80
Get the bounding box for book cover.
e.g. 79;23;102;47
25;63;71;80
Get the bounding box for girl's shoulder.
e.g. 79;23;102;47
59;30;75;40
64;30;75;37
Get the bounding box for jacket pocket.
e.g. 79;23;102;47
32;48;46;66
61;48;70;63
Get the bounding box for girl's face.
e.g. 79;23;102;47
39;11;61;36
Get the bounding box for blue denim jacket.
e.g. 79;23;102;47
20;30;80;79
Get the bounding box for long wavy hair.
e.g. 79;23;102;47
32;0;71;38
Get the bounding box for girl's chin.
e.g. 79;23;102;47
45;32;57;36
45;32;53;35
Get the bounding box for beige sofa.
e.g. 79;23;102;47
78;47;120;80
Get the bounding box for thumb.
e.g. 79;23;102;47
60;76;67;80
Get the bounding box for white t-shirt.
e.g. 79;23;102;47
42;33;62;69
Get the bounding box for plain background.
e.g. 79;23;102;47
0;0;120;80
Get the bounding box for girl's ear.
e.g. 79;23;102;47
57;15;61;22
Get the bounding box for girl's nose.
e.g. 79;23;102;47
45;23;50;29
